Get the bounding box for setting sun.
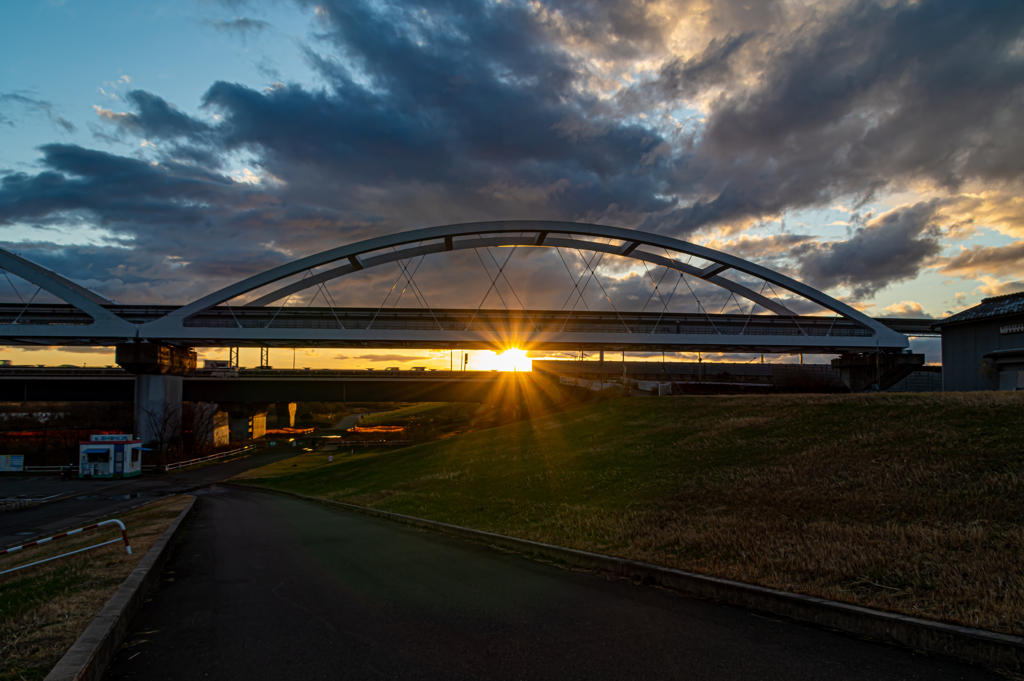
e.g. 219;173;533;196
472;348;532;372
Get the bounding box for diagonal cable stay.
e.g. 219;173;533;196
568;235;631;333
465;243;517;331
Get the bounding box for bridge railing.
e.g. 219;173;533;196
180;316;874;337
163;445;255;471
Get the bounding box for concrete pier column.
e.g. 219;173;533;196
134;374;183;445
221;403;270;442
117;343;196;449
274;402;297;428
210;409;231;447
229;412;267;442
194;403;230;447
229;415;251;442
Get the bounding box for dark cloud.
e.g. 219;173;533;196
649;32;755;102
9;346;115;355
712;233;816;270
532;0;668;61
792;202;943;298
350;354;427;363
0;144;232;228
0;143;375;304
0;0;1020;314
0;93;76;133
83;0;675;220
96;91;213;141
642;0;1024;234
196;0;676;220
537;0;781;65
940;241;1024;279
204;17;270;39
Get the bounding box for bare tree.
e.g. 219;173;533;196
141;403;181;465
178;402;217;459
141;402;220;465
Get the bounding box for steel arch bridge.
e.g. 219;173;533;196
0;220;911;354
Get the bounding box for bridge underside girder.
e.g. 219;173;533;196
0;372;527;404
0;305;914;353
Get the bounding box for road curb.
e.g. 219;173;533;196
231;482;1024;674
44;496;197;681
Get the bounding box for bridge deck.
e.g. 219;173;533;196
0;305;937;351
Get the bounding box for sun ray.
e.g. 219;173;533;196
471;348;532;372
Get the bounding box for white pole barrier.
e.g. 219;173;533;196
0;519;131;576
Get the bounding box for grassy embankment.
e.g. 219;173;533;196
0;495;192;681
299;402;482;434
359;403;480;441
236;393;1024;636
356;395;578;443
360;403;468;426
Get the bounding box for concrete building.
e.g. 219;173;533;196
933;291;1024;391
78;434;143;479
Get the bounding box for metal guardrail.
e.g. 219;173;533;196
4;451;252;477
327;440;413;447
0;518;132;575
162;445;255;471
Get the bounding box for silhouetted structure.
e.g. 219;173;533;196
933;290;1024;391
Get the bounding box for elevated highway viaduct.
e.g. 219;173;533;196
0;367;517;404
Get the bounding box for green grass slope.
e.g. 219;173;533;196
360;403;466;425
240;392;1024;636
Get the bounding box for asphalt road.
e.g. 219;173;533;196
104;487;1002;680
0;451;296;548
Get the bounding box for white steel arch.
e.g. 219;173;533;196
0;246;135;336
138;220;906;348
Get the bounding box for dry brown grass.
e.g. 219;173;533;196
244;392;1024;637
0;495;192;681
517;395;1024;635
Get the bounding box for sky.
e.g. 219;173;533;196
1;0;1022;369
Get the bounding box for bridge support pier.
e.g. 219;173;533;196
274;402;297;428
115;343;197;448
229;413;266;442
134;374;183;444
219;403;269;442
